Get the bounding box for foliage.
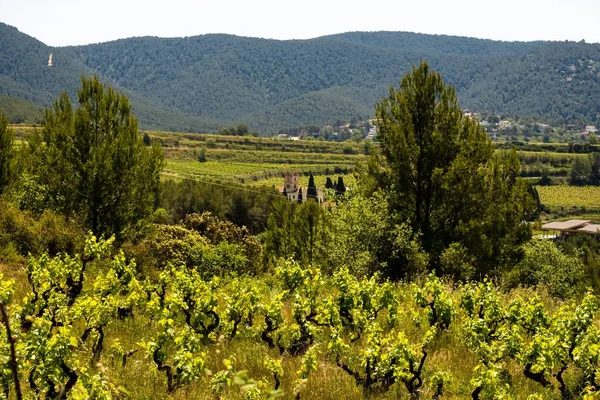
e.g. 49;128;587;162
0;95;43;124
571;156;593;185
335;176;346;195
368;61;535;274
439;242;475;282
505;239;585;299
0;201;83;262
27;76;164;239
306;173;317;200
262;199;329;267
160;179;279;234
570;153;600;186
325;191;427;278
0;111;16;194
127;212;263;278
183;212;263;274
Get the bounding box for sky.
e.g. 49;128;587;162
1;0;599;47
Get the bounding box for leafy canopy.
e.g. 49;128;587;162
28;76;164;239
0;110;16;194
368;61;534;275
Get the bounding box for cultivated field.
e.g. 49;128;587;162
154;131;365;188
537;185;600;211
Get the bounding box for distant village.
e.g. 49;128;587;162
276;111;598;144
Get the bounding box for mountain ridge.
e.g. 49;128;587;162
1;21;599;133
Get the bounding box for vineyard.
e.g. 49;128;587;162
0;234;598;399
536;186;600;211
150;130;594;191
7;125;592;187
4;60;600;400
164;160;356;186
154;132;364;189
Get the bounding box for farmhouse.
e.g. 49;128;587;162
541;219;600;239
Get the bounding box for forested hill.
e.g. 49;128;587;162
0;23;221;131
1;22;600;132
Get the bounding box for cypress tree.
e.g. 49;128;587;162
336;176;346;194
325;177;334;189
307;173;317;200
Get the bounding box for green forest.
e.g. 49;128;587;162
0;63;600;399
1;22;600;133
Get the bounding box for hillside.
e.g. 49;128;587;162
1;22;600;133
0;23;221;132
0;95;43;123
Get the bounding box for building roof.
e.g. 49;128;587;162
577;224;600;234
541;220;591;231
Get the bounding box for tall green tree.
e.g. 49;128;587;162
335;177;346;195
307;173;317;200
326;191;427;278
325;177;334;190
368;61;534;275
0;111;16;194
570;156;592;185
29;76;164;238
263;199;329;266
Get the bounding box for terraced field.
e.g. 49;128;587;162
157;132;365;188
155;131;599;211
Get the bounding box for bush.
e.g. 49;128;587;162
128;212;263;278
504;239;585;299
198;146;207;162
183;212;262;273
0;201;83;262
206;138;217;148
439;243;475;281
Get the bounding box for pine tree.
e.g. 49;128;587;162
368;61;535;273
29;76;165;239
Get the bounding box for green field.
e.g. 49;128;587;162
537;185;600;211
13;126;598;210
157;132;364;189
153;131;598;212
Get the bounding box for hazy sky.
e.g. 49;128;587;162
1;0;599;46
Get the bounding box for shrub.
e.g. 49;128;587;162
128;212;263;278
504;239;585;299
0;201;83;261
